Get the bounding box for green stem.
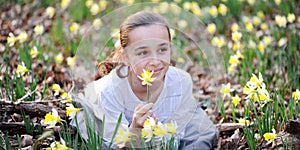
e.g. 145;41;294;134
147;85;149;103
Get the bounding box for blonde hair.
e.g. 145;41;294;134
96;11;172;79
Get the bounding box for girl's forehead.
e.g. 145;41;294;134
127;24;169;46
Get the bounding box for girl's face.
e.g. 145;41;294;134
124;24;171;82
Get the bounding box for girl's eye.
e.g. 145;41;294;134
137;50;148;56
158;48;168;53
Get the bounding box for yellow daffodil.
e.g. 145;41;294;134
257;11;265;19
158;2;169;14
242;16;251;24
42;108;61;128
52;83;63;96
275;15;287;28
211;36;226;48
170;28;175;39
192;7;201;16
183;2;191;11
61;0;71;9
247;0;255;5
263;129;277;141
207;23;216;34
34;25;44;35
260;23;268;31
111;28;120;39
54;53;64;64
116;124;133;148
141;126;153;142
263;36;272;46
252;16;261;26
85;0;93;7
274;0;281;5
99;0;108;10
17;31;28;43
220;83;234;98
236;51;244;59
60;92;71;103
30;46;39;58
165;120;177;135
16;62;29;77
238;118;250;125
229;55;241;65
248;40;256;49
93;18;103;30
218;3;227;16
90;3;100;15
231;31;242;42
46;6;55;18
258;41;265;53
209;5;218;18
292;89;300;100
170;3;181;15
137;69;156;86
233;42;243;51
47;138;70;150
232;95;241;107
287;13;296;23
66;103;80;120
249;72;264;87
278;37;287;47
177;20;187;29
245;22;254;32
7;32;17;47
153;122;167;140
69;22;80;33
228;65;236;74
243;84;257;100
66;56;76;67
231;23;240;32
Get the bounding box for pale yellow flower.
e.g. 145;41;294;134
111;28;120;39
66;56;76;67
46;6;55;18
231;31;242;42
192;7;201;16
231;23;240;32
278;37;287;47
229;55;241;65
232;95;241;107
159;2;169;14
252;16;261;26
69;22;80;33
260;23;268;31
137;69;156;86
207;23;216;34
209;5;218;18
275;15;287;28
170;28;175;39
247;0;255;5
16;62;28;77
238;118;250;125
169;3;181;15
248;40;256;49
52;83;63;96
99;0;108;10
116;124;133;148
228;65;236;74
90;3;100;15
233;42;243;51
274;0;281;5
7;32;17;47
258;41;265;53
60;92;71;103
263;36;272;46
30;46;39;58
183;2;191;11
141;126;153;142
93;18;103;30
165;120;177;135
153;122;167;140
292;89;300;100
34;25;44;35
48;138;70;150
85;0;93;7
287;13;296;23
257;11;265;19
258;88;271;101
263;129;277;141
61;0;71;9
151;0;160;2
211;36;226;48
245;22;253;32
218;3;227;16
178;20;187;29
220;83;234;98
17;31;28;43
42;108;61;128
66;103;80;120
249;72;264;87
54;53;64;64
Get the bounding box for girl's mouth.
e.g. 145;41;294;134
153;68;163;75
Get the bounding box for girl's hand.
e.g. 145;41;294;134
130;102;158;129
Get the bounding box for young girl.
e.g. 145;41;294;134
73;11;218;149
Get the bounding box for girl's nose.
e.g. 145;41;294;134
148;59;160;67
